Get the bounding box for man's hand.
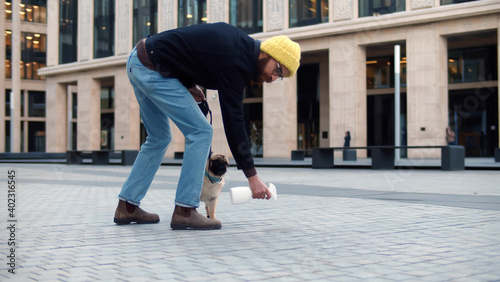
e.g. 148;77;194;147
248;174;272;200
188;85;205;102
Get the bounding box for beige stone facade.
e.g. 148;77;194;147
1;0;48;153
28;0;500;159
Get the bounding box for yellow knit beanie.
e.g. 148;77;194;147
261;35;301;78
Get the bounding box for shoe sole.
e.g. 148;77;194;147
114;218;160;225
170;223;222;230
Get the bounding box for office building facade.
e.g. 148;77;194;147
1;0;48;153
3;0;499;160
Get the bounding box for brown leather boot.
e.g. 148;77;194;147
114;200;160;225
171;206;222;230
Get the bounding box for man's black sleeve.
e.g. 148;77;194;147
217;69;257;178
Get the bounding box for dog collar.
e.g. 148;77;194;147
205;170;222;184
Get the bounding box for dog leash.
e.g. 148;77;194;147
198;100;217;180
198;100;213;156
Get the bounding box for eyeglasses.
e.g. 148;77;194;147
272;62;284;81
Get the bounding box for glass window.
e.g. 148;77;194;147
20;60;47;80
359;0;405;18
100;113;114;150
448;46;497;84
5;90;11;117
243;103;263;157
71;122;77;150
296;64;320;155
28;91;45;117
21;93;24;117
94;0;115;58
367;58;391;89
366;56;407;89
21;122;24;152
5;60;11;79
243;82;263;99
5;30;12;78
290;0;328;28
20;0;47;23
5;121;11;152
4;1;47;23
448;50;461;83
230;0;262;34
441;0;477;5
100;84;114;150
367;93;407;152
28;121;45;152
59;0;78;64
72;92;78;119
133;0;157;45
101;86;114;109
70;91;78;150
5;30;12;57
21;32;46;80
448;88;498;157
178;0;207;27
5;1;12;20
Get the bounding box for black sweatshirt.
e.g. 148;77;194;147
144;22;260;178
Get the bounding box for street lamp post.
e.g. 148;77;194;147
395;45;401;162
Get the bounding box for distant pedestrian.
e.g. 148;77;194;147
344;131;351;148
446;126;455;145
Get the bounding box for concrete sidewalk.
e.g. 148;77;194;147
0;163;499;281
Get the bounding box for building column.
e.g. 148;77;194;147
208;0;227;23
77;76;101;150
44;0;60;152
116;0;132;56
333;0;354;22
319;60;330;148
330;35;367;157
78;0;93;61
46;81;67;152
263;77;297;158
114;70;140;150
266;0;285;32
406;23;448;158
159;0;177;31
46;0;58;67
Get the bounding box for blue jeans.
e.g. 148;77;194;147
119;48;213;208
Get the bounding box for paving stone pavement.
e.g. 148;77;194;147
0;163;499;281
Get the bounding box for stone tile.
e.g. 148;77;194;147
1;164;499;281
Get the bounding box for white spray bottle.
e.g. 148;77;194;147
230;183;278;204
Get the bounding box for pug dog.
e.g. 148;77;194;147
200;153;229;220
